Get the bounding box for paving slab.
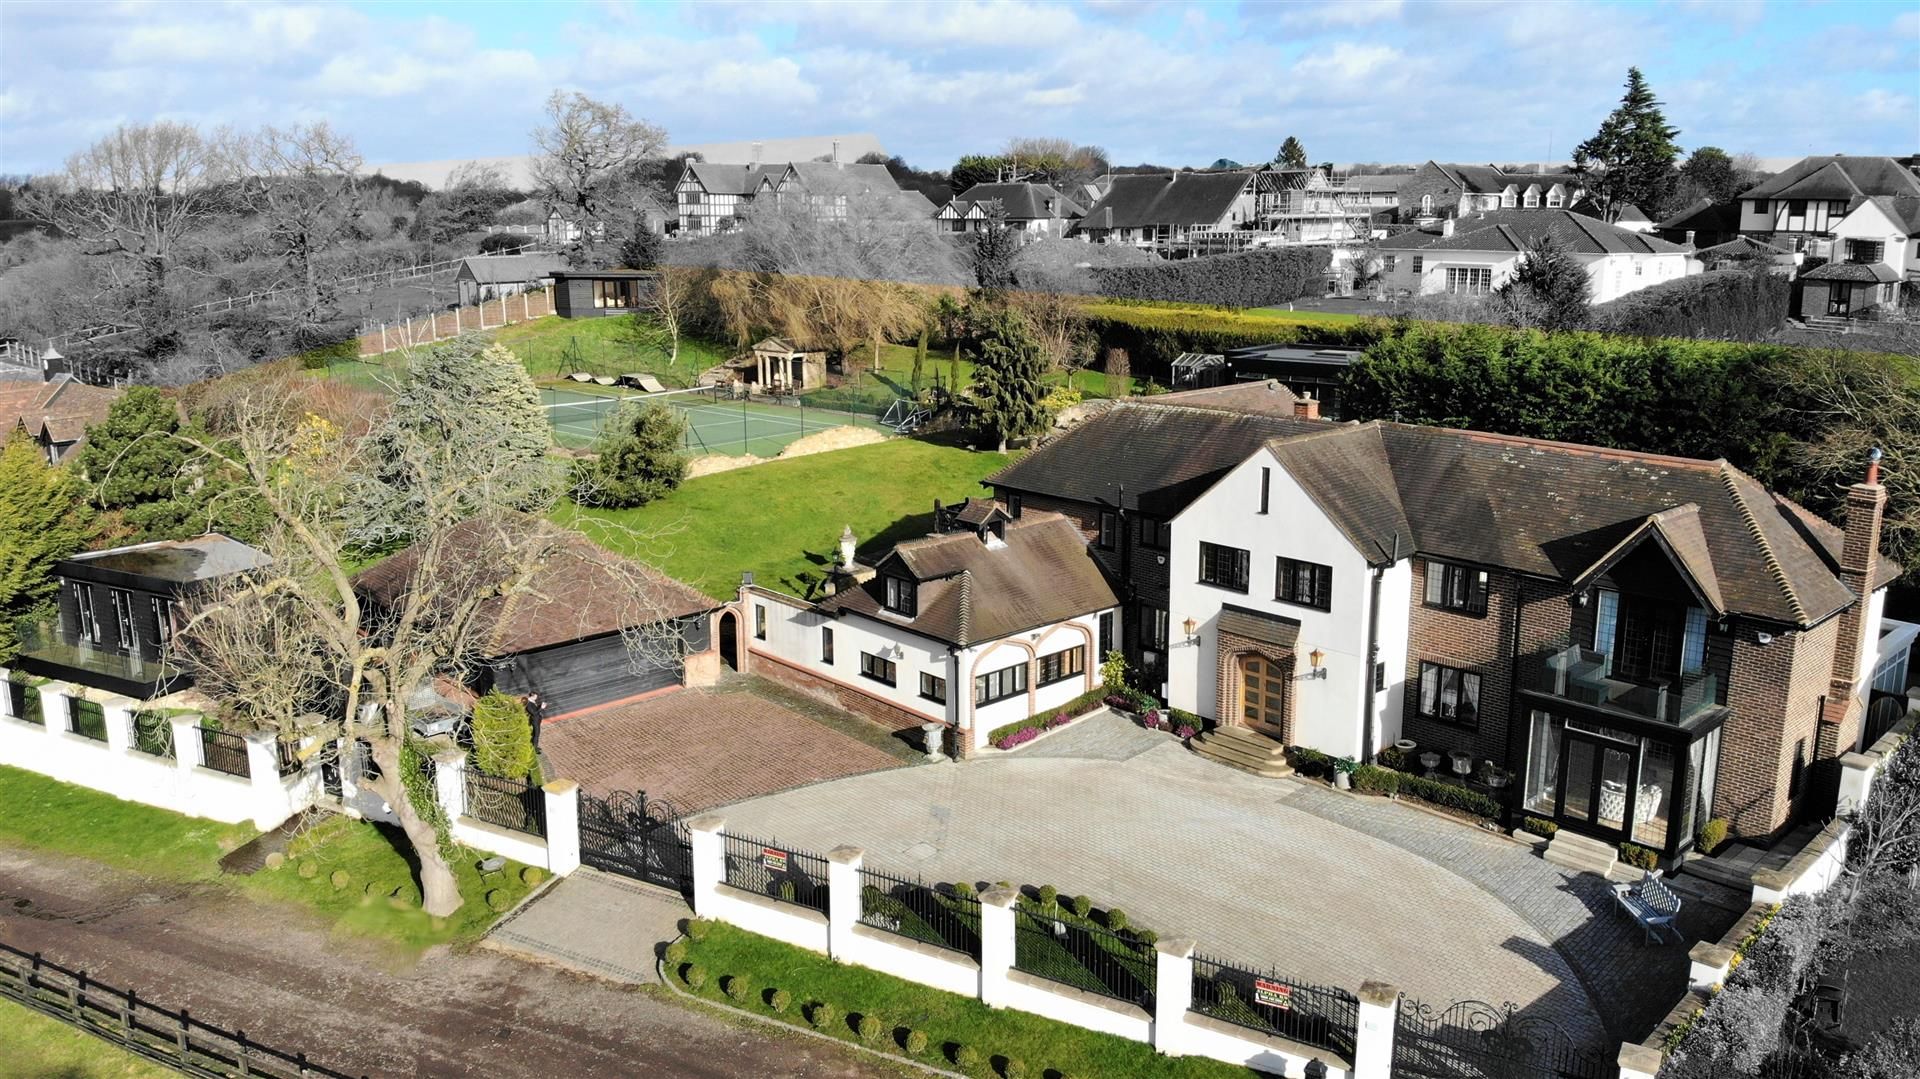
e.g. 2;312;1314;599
486;869;689;984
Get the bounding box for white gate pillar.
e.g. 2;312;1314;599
543;779;581;876
686;815;726;917
1351;980;1400;1079
1153;938;1197;1056
825;846;863;959
978;886;1019;1008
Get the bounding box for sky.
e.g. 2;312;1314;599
1;0;1916;180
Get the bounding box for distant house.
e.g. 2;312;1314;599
674;149;908;235
1736;155;1920;255
1695;235;1794;272
1338;173;1405;213
1373;208;1694;303
551;270;655;319
1796;195;1917;318
1654;199;1743;249
454;254;565;307
0;375;120;464
1397;162;1582;222
1070;170;1268;250
935;182;1086;238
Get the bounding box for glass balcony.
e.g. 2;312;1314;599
13;621;179;695
1518;634;1721;727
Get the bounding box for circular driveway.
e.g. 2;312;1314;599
711;713;1736;1048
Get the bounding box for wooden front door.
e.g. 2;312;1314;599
1239;655;1288;736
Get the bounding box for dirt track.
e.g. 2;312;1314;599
0;844;897;1078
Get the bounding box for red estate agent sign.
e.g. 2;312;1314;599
1254;978;1293;1010
761;848;788;873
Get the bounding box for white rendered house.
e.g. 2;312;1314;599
1374;209;1695;304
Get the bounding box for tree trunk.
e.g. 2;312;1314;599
366;740;463;917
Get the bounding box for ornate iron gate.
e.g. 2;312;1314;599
1394;998;1608;1079
577;789;692;895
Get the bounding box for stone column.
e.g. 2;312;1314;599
826;846;864;960
432;750;466;824
978;887;1019;1009
687;815;727;918
244;730;290;830
37;686;68;744
543;780;581;876
1687;942;1734;992
1618;1042;1664;1079
169;714;202;774
101;696;136;755
1836;752;1878;815
1351;980;1400;1079
1152;938;1197;1057
0;667;13;720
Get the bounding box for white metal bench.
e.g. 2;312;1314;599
1613;874;1682;945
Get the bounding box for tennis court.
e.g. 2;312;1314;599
543;385;898;457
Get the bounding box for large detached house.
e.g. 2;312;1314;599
1734;154;1920;317
739;507;1120;755
984;403;1902;864
1397;162;1582;222
1070;170;1268;249
674;153;907;235
1373;209;1695;303
0;375;120;464
936;182;1086;238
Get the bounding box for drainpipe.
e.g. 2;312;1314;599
1362;536;1396;764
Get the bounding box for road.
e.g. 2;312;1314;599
0;843;899;1079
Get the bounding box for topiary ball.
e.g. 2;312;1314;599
329;869;351;890
856;1014;883;1044
1070;895;1092;918
685;918;711;942
769;988;791;1013
1106;908;1128;931
683;964;707;989
485;888;510;912
904;1029;928;1054
296;858;320;879
521;866;545;887
263;851;286;870
724;974;752;1002
664;940;688;965
364;881;387;898
808;1002;837;1030
954;1044;981;1070
1002;1058;1028;1079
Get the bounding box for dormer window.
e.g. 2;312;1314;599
884;575;917;617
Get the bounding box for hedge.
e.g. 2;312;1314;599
1090;247;1333;308
1081;303;1386;376
985;686;1111;747
1290;748;1500;818
1585;266;1790;341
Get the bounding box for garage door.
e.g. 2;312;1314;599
502;632;683;718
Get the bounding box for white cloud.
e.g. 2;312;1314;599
1277;1;1405;30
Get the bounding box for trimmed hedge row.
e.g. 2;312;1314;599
1089;247;1334;308
1081;304;1385;373
985;686;1110;747
1285;747;1503;820
1585;266;1790;341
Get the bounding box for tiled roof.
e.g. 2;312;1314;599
1742;156;1920;201
988;402;1324;517
0;375;121;450
1801;261;1900;283
1697;235;1788;259
1340;173;1406;193
821;513;1117;646
683;162;784;196
457;254;564;285
1655;198;1740;233
945;182;1087;220
1072;171;1253;231
355;520;716;656
1149;380;1303;417
1865;195;1920;233
1373;209;1689;256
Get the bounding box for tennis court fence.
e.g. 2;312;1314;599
544;384;907;458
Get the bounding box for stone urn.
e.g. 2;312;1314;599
1420;751;1442;778
1450;750;1474;779
920;722;947;762
1394;739;1418;753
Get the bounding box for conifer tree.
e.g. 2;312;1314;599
969;309;1049;452
0;432;93;660
1277;137;1308;170
1497;237;1592;330
1573;68;1682;223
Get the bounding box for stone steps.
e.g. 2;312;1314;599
1680;851;1757;894
1192;726;1292;778
1544;828;1619;876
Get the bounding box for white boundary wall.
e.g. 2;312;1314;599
431;751;579;876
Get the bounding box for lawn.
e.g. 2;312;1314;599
0;999;178;1079
0;765;535;954
560;439;1010;600
673;919;1257;1079
809;340;1148;414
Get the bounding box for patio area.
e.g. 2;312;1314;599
710;712;1748;1049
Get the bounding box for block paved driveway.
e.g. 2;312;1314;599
539;676;912;812
713;713;1746;1050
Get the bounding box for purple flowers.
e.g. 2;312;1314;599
1175;725;1197;740
1141;709;1164;730
1103;694;1129;709
994;727;1040;750
1044;712;1073;730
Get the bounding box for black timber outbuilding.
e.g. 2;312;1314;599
552;270;657;319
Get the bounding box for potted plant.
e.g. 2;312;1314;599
1332;756;1358;790
1483;761;1510;789
1394;738;1417;753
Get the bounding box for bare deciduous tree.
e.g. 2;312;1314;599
227;123;365;344
529;91;667;266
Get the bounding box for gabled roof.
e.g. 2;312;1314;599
1801;261;1900;283
943;182;1087;221
987;402;1324;517
0;375;121;448
780;161;900;197
1862;195;1920;234
821;513;1118;646
1655;198;1741;234
1373;209;1689;256
1697;235;1788;260
1340;173;1406;193
1151;379;1302;418
457;254;564;285
683;162;784;196
1741;156;1920;201
1569;504;1727;614
1072;171;1254;232
355;520;715;656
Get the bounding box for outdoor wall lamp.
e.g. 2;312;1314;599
1304;648;1328;680
1182;616;1199;644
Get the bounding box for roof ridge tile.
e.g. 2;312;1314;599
1718;462;1808;624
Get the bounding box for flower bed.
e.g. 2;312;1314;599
986;688;1111;752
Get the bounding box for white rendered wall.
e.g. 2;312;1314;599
749;591;952;724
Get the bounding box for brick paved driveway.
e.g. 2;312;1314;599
711;713;1745;1049
539;677;911;812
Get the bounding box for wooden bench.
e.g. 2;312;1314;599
1613;874;1682;944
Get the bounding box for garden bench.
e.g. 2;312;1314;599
1612;873;1682;944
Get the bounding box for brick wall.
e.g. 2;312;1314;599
1402;562;1530;766
1395;164;1464;222
747;647;947;747
1719;618;1838;838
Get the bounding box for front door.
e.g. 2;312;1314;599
1239;655;1287;737
1828;285;1852;317
1557;730;1638;839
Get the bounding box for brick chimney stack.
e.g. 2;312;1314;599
1818;448;1888;756
1292;394;1321;421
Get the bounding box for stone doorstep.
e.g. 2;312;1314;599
1181;1011;1354;1075
717;882;831;927
849;923;981;971
1004;969;1152;1024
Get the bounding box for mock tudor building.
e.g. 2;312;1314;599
1735;154;1920;255
936;182;1087;238
737;506;1120;755
1396;162;1583;223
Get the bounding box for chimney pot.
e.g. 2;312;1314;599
1867;446;1884;486
832;139;842;168
1293;395;1322;421
751;141;763;167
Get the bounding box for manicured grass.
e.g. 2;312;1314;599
561;439;1008;600
0;764;253;881
675;919;1256;1078
240;814;540;952
1083;299;1365;328
492;312;732;387
0;999;178;1079
814;341;1147;409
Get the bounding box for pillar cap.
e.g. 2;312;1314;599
1155;937;1197;959
542;778;579;796
1688;942;1734;967
686;814;727;834
1618;1042;1665;1073
431;748;466;765
979;886;1020;908
827;845;865;865
1356;980;1400;1006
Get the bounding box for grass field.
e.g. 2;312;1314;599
543;384;894;456
560;439;1010;600
674;919;1256;1079
0;999;178;1079
0;764;534;954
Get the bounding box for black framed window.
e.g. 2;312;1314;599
150;597;173;649
75;583;99;644
754;604;767;640
1275;557;1333;611
1751;199;1768;215
1008;493;1022;518
1373;661;1386;692
1198;542;1250;593
108;590;133;649
1098;611;1114;657
1259;467;1270;514
1097;511;1119;550
1144;608;1169;649
860;652;897;686
1139;517;1168;551
920;672;947;704
1417;662;1482;727
821;627;834;664
974;663;1027;705
883;576;917;617
1423;560;1488;616
1037;645;1085;687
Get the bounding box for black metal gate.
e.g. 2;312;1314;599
578;789;692;895
1395;998;1608;1079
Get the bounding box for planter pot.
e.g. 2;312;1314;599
1334;772;1352;790
1394;739;1418;753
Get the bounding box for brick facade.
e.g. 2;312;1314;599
1213;630;1298;741
746;647;949;747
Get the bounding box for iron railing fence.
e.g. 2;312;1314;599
1190;952;1358;1059
577;789;693;895
66;696;108;742
722;831;829;915
0;941;366;1079
461;768;546;837
7;678;41;724
275;738;303;777
130;711;173;757
198;727;250;777
1012;904;1156;1009
856;866;981;957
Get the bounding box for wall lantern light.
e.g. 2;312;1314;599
1303;648;1329;680
1182;617;1199;644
